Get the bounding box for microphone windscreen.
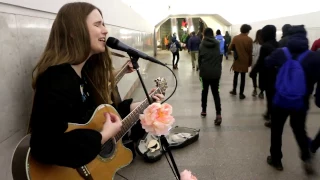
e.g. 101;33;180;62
106;37;118;48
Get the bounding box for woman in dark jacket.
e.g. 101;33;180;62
250;25;278;125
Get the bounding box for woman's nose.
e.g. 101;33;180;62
102;26;108;35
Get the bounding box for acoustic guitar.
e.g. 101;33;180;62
11;77;168;180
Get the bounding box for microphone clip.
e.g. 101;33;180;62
127;49;140;70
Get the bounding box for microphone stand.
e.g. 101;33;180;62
128;51;180;180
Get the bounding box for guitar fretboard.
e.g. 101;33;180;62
115;88;162;141
114;62;129;85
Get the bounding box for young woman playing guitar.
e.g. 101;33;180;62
29;2;164;169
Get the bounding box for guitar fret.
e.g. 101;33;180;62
115;86;165;141
114;62;129;84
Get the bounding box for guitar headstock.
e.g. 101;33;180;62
154;77;168;95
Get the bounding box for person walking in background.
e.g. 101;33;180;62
229;24;253;99
250;29;263;98
265;25;320;174
188;31;201;70
278;24;291;48
224;31;232;60
250;25;278;126
169;37;182;69
311;38;320;51
164;35;169;50
215;29;225;62
197;30;203;41
185;32;191;51
198;28;223;125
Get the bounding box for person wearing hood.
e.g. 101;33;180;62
265;25;320;174
250;25;278;126
198;28;223;125
224;31;232;59
215;29;225;62
278;24;292;47
311;38;320;51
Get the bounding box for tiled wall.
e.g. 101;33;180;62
0;10;153;180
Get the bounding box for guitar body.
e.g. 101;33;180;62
12;104;133;180
12;77;168;180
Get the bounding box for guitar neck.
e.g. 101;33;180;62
114;88;162;141
114;62;129;85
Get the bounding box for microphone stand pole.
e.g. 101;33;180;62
128;52;180;180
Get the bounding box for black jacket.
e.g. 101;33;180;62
198;37;222;79
250;25;278;91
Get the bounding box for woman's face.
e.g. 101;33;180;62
86;9;108;55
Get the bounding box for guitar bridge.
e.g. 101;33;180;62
76;166;93;180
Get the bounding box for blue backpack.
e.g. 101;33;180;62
273;47;310;110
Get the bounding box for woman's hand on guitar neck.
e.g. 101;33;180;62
126;60;134;73
129;88;165;111
149;87;165;103
100;112;123;144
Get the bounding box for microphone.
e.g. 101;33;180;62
106;37;166;66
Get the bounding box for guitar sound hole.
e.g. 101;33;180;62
99;138;116;158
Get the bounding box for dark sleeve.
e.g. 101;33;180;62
278;39;284;48
115;98;133;119
264;48;286;69
198;48;202;68
316;83;320;107
248;39;253;66
228;38;235;52
312;53;320;107
188;38;191;50
185;37;190;48
251;46;267;74
30;71;102;168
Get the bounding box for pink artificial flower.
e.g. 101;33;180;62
139;102;175;136
180;170;198;180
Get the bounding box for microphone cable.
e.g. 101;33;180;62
160;63;178;104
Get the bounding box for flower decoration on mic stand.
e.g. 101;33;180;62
139;103;198;180
180;170;198;180
139;102;175;135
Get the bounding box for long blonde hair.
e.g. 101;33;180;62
32;2;114;104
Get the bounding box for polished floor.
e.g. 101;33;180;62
114;50;320;180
